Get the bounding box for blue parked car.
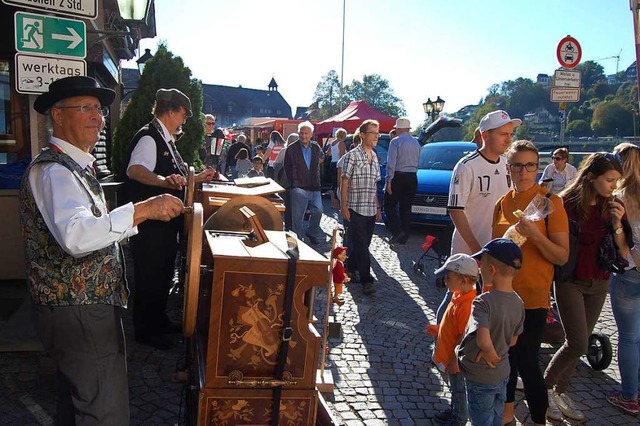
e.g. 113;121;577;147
410;141;478;226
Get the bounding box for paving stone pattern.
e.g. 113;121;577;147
0;198;634;425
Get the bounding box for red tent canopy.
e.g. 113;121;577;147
315;100;397;139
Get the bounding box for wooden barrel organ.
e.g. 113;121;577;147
181;169;333;425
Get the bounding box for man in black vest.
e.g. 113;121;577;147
124;88;213;350
21;76;184;424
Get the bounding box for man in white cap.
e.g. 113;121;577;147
384;118;421;244
448;110;521;256
20;76;184;424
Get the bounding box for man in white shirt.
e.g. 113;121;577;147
20;76;184;425
124;88;213;350
448;110;520;255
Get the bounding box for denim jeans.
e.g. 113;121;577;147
436;290;452;324
610;268;640;400
449;372;468;425
466;377;508;426
289;187;322;241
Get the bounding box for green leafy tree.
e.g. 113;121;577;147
588;82;611;100
112;43;203;178
575;61;606;90
497;77;554;120
515;123;533;140
591;99;633;136
343;74;406;117
310;70;347;120
616;82;639;107
566;119;591;137
461;102;501;140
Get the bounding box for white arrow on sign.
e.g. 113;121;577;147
51;27;83;50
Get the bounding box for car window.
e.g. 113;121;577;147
376;136;390;165
419;145;476;170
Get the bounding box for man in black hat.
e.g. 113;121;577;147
124;88;213;350
19;76;184;425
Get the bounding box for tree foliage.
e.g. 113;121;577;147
310;72;406;120
575;61;606;90
591;99;633;136
566;119;591;137
112;44;203;178
310;70;348;120
343;74;406;117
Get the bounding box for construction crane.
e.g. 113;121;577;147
593;49;623;74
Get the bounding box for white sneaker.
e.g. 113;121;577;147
546;389;563;421
555;392;585;421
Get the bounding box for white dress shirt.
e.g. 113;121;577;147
126;119;179;175
28;137;137;258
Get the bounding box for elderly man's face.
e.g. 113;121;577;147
51;96;105;152
298;127;313;145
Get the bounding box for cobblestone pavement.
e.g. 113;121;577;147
0;198;634;425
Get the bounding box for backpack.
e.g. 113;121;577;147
540;193;579;284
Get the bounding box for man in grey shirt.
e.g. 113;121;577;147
384;118;420;244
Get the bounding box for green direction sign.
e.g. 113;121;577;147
15;12;86;59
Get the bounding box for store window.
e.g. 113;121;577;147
0;59;31;189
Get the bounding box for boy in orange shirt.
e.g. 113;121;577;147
426;253;479;426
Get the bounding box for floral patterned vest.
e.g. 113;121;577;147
19;148;128;307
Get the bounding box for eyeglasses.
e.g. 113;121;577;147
552;156;565;161
205;121;215;125
55;105;109;117
508;162;538;172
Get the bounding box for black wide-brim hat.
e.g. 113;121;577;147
34;76;116;114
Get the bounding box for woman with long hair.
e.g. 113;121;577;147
263;130;286;179
543;152;630;422
493;141;569;426
606;143;640;416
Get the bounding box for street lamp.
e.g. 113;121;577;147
136;48;153;74
423;96;445;122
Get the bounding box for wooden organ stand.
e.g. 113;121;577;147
183;201;330;425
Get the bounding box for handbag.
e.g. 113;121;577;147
598;225;629;273
554;218;579;283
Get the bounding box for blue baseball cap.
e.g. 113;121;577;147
472;238;523;270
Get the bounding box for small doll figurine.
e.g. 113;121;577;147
331;246;350;306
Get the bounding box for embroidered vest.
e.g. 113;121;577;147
19;148;128;307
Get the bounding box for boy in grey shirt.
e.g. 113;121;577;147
457;238;525;426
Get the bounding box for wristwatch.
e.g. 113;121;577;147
614;226;623;235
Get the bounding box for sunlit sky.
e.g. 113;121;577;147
124;0;637;128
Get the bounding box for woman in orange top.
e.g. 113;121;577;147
492;140;569;426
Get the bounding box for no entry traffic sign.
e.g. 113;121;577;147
557;35;582;69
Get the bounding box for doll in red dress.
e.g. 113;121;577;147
332;246;350;306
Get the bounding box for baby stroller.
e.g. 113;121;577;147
413;235;448;288
542;301;613;371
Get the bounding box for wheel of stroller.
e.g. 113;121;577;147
586;332;612;371
413;261;424;274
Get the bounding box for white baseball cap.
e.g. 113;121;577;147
434;253;479;278
394;118;411;129
479;110;522;132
